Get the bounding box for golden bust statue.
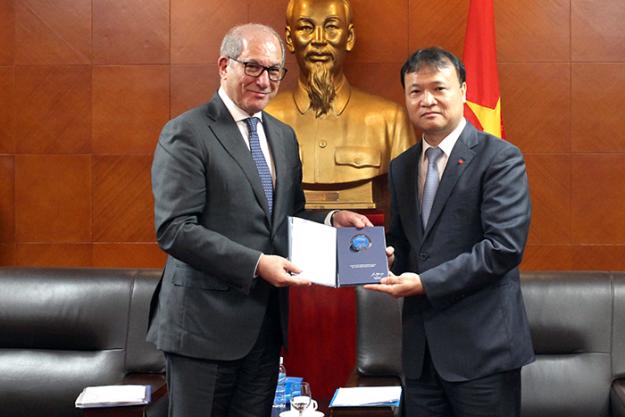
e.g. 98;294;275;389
266;0;416;209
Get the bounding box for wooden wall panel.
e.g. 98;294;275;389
571;154;625;245
93;0;169;64
15;155;91;242
92;65;169;154
408;0;467;56
170;65;219;117
525;155;571;245
15;243;92;266
348;0;410;64
522;246;625;271
500;63;570;153
14;66;91;154
93;155;154;242
522;246;625;272
572;0;625;61
0;0;14;65
171;0;249;64
495;0;570;62
0;156;14;242
570;246;625;270
572;63;625;152
522;245;574;270
250;0;290;38
14;0;91;64
0;67;13;153
0;244;15;265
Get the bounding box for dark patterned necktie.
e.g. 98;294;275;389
244;117;273;214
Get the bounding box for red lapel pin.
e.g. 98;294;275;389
458;159;464;165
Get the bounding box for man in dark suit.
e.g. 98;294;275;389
365;47;534;416
147;23;370;417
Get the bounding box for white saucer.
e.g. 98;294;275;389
279;411;324;417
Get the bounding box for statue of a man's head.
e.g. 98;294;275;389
285;0;355;116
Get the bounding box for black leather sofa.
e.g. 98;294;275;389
0;267;167;417
337;272;625;417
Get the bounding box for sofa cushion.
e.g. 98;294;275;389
521;272;612;354
521;354;610;417
0;267;165;417
0;269;134;350
520;272;613;417
0;350;124;417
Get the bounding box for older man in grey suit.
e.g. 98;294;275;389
147;23;370;417
366;47;534;417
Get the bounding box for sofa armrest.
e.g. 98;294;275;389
81;373;167;417
612;379;625;417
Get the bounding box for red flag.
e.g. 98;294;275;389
463;0;504;138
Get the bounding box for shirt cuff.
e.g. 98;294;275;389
254;253;263;277
325;210;338;226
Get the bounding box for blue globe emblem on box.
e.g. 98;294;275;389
350;234;372;252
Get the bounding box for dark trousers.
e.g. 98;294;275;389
403;347;521;417
165;300;282;417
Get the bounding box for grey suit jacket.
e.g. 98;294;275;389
388;121;534;382
146;93;325;360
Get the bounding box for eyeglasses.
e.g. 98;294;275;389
228;57;288;81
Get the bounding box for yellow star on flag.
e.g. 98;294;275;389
466;98;502;138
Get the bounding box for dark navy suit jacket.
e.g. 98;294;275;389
388;121;534;382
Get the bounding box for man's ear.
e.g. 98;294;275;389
285;26;295;53
218;56;229;78
345;23;355;52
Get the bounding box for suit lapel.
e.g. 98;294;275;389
205;95;272;222
396;144;424;248
423;123;478;237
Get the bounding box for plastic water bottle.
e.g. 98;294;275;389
272;356;287;416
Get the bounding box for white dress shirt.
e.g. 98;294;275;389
418;118;466;204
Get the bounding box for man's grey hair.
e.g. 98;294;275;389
220;23;286;66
